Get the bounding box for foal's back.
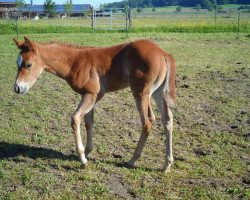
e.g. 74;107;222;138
89;39;172;94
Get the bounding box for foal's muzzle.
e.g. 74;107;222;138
14;83;28;95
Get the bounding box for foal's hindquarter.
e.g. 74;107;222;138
39;40;176;172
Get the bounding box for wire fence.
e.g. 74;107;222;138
90;8;129;31
1;8;249;37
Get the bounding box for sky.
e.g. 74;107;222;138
25;0;123;7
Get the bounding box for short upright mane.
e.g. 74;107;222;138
38;41;94;49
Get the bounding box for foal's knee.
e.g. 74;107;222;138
71;115;80;130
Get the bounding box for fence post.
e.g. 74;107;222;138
214;6;217;30
128;8;132;28
110;8;113;29
126;9;128;37
237;10;240;38
91;8;95;30
15;16;19;39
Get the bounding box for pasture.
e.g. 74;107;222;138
0;32;249;199
1;4;250;35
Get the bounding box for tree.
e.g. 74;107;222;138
82;5;91;17
44;0;56;18
176;6;182;12
217;5;224;10
15;0;25;8
64;0;73;17
102;0;245;9
195;4;201;11
112;7;118;13
137;7;142;13
217;0;228;4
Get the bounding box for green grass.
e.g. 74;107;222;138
0;32;249;199
0;6;249;35
0;19;249;35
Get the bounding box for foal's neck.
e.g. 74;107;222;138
38;43;79;79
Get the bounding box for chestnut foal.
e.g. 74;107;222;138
13;37;176;173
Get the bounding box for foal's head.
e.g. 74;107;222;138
13;37;44;95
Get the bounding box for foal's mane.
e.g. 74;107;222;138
38;41;132;51
38;41;94;49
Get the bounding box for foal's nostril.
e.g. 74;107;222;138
14;85;20;94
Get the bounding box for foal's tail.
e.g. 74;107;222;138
165;54;176;107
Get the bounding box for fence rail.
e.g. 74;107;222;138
91;8;129;31
1;8;249;37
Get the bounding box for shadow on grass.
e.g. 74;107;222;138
0;141;162;172
95;158;162;173
0;141;78;161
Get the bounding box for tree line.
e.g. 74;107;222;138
103;0;249;9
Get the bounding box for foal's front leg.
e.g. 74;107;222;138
71;94;96;167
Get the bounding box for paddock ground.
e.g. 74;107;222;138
0;32;249;199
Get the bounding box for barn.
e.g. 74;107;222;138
0;0;16;19
18;4;91;19
0;1;91;19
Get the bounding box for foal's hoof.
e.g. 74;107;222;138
162;164;172;173
80;163;87;169
124;161;135;169
80;156;88;168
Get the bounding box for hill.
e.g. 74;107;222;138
103;0;249;9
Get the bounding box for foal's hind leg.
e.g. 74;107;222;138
153;92;174;173
148;100;155;122
127;95;155;167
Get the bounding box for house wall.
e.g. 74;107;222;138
0;3;16;19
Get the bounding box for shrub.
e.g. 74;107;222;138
176;6;182;12
195;4;201;11
137;8;142;13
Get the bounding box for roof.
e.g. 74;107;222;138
18;4;91;13
0;0;15;3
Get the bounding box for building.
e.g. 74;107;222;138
0;0;16;19
0;1;91;19
18;4;91;18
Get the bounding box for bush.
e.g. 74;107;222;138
176;6;182;12
195;4;201;11
137;8;142;13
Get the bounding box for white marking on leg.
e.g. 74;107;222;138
163;107;173;173
72;95;96;167
153;92;174;173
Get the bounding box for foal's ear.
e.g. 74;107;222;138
24;36;36;50
13;38;23;49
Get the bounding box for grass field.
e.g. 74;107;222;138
0;32;249;199
0;4;249;35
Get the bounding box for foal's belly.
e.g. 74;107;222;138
105;78;129;92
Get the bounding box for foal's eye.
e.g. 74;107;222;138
26;63;32;68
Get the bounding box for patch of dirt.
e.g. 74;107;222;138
106;175;137;200
175;64;250;136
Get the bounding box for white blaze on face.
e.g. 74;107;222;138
17;53;23;69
